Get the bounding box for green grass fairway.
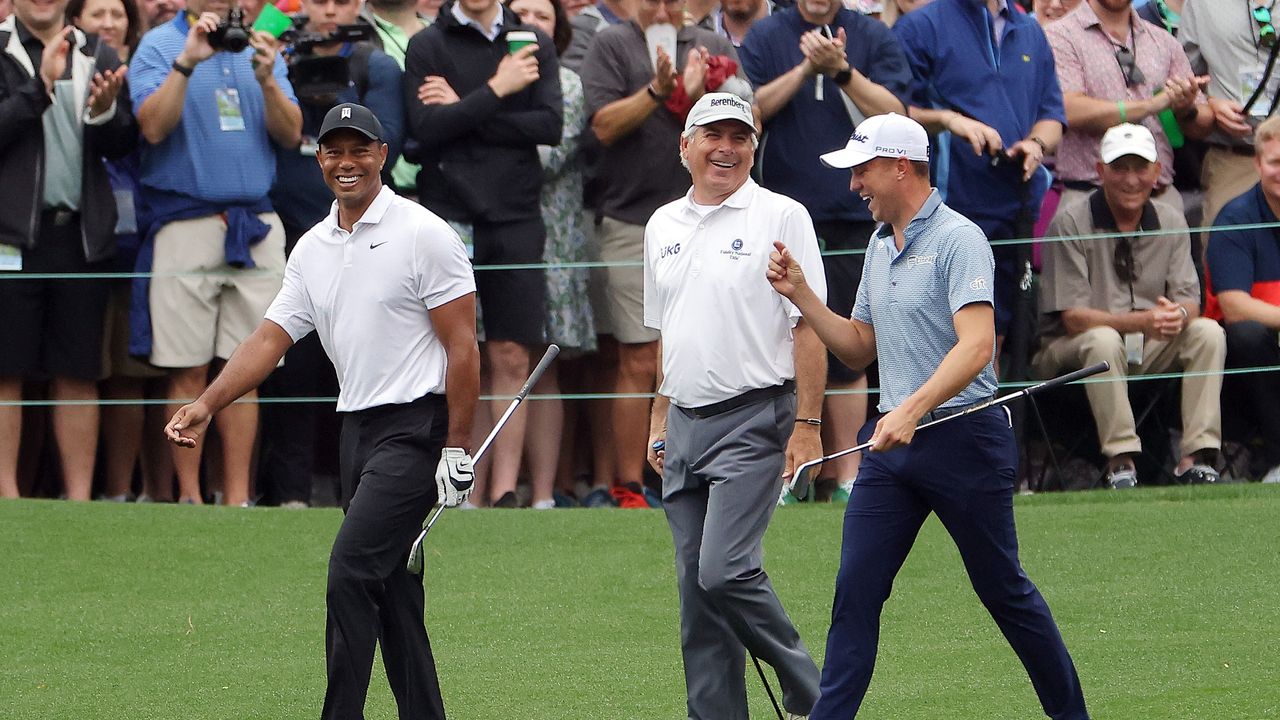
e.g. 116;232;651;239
3;485;1277;719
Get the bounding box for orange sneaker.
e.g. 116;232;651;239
611;483;652;509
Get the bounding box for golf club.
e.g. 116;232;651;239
787;362;1111;499
406;344;560;575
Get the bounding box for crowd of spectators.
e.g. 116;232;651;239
2;0;1279;505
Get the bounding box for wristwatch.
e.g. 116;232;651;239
831;66;853;86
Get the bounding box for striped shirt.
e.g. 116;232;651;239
852;189;999;413
129;14;297;202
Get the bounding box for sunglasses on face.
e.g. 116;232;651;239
1113;238;1138;284
1256;6;1278;48
1113;46;1147;88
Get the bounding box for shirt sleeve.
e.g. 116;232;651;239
777;204;826;325
1038;215;1093;313
851;239;876;325
1206;209;1258;295
415;218;477;309
864;19;914;104
272;51;298;105
581;31;628;116
1180;0;1209;77
1164;225;1201;305
1046;23;1084;95
891;14;931;109
263;246;316;342
737;24;775;89
941;225;996;314
1033;28;1067;126
643;221;660;330
128;35;172;108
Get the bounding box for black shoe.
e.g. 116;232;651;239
1175;464;1220;485
492;491;519;508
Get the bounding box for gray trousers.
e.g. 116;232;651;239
663;392;821;719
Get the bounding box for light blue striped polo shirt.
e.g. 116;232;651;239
129;14;297;203
852;189;999;413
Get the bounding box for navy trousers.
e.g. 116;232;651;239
810;407;1089;720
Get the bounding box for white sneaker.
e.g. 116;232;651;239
531;498;555;510
1262;464;1280;484
786;714;808;719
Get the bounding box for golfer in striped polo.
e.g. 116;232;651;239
644;92;826;720
767;113;1089;719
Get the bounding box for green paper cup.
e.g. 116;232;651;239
506;30;538;54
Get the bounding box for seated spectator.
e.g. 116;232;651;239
0;0;136;499
260;0;404;508
130;0;301;505
68;0;176;503
404;0;562;508
1033;123;1225;488
1205;115;1280;484
507;0;597;508
1046;0;1211;219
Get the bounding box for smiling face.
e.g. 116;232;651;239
1098;154;1160;218
73;0;129;58
681;119;755;203
1257;138;1280;207
317;130;388;211
848;157;904;225
1033;0;1082;23
14;0;70;33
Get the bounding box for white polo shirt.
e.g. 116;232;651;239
265;186;476;412
643;179;827;408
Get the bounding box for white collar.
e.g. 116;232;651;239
450;2;504;40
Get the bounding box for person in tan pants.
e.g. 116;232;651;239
1033;123;1226;489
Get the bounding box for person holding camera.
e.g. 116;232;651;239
259;0;404;508
129;0;301;506
404;0;562;507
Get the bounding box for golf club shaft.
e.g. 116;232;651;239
791;362;1110;490
416;344;560;535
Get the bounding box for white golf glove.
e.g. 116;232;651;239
434;447;474;508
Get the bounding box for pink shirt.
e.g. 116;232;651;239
1046;2;1200;187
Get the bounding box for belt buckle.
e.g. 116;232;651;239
53;210;74;226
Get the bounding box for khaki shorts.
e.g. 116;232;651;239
593;216;659;345
149;213;286;368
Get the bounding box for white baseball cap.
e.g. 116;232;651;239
1100;123;1158;164
684;92;757;134
820;112;930;169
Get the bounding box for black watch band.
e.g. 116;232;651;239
172;60;194;77
646;84;668;103
831;67;853;86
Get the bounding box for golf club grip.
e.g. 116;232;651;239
514;344;560;401
1027;361;1110;395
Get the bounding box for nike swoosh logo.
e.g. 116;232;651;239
370;241;389;249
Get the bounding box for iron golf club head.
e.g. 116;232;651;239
788;458;823;499
406;533;426;575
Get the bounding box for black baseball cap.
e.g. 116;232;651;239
317;103;385;145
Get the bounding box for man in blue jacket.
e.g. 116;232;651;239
894;0;1064;358
0;0;136;500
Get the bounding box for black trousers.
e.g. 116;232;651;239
1224;320;1280;465
322;394;448;720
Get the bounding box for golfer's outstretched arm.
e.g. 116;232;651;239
767;240;876;371
429;293;481;451
165;320;294;447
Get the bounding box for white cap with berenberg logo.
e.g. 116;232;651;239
819;112;930;169
684;92;757;135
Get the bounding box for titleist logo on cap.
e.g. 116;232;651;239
849;132;869;143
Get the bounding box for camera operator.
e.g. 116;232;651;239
260;0;404;508
129;0;301;506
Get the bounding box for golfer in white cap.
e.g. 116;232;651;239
767;113;1090;719
645;92;826;720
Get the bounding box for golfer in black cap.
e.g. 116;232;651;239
165;103;480;720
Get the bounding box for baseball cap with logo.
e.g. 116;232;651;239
318;103;385;145
819;112;930;169
1099;122;1158;164
684;92;757;134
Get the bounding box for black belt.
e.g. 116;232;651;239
1207;143;1255;157
684;379;795;419
42;208;79;227
918;395;995;424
